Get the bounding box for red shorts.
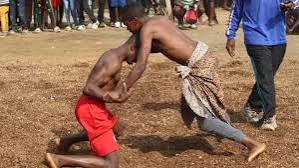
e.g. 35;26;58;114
75;95;118;156
51;0;61;8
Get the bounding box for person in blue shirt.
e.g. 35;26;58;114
225;0;299;131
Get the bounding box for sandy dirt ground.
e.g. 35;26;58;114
0;10;298;168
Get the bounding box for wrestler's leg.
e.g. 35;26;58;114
46;151;119;168
197;116;266;162
55;121;126;153
55;131;88;153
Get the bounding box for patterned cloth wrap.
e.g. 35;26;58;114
176;41;230;128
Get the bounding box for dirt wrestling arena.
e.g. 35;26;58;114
0;10;298;168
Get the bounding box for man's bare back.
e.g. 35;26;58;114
139;16;197;65
121;12;200;89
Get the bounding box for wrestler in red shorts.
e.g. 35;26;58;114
45;35;137;168
75;95;118;157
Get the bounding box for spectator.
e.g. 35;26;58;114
76;0;99;30
25;0;33;29
62;0;78;30
33;0;59;33
143;0;162;15
9;0;29;34
109;0;126;28
92;0;107;27
173;0;200;29
52;0;63;31
0;0;9;37
201;0;218;26
225;0;299;130
286;0;299;32
222;0;231;11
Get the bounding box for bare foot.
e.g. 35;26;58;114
248;143;266;162
46;153;60;168
54;138;71;154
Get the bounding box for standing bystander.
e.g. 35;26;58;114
76;0;99;30
9;0;29;34
226;0;299;130
109;0;127;28
62;0;79;30
0;0;9;37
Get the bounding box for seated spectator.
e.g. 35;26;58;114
173;0;202;29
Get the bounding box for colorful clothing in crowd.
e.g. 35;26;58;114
0;0;9;33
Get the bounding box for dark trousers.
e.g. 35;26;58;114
92;0;106;23
108;0;124;23
34;0;56;29
25;0;33;28
10;0;28;30
245;44;286;120
203;0;217;21
76;0;97;25
108;0;115;22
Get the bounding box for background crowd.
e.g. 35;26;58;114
0;0;233;37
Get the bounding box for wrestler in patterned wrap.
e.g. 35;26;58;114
177;41;231;128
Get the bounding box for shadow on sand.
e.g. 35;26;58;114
121;134;234;157
143;101;180;111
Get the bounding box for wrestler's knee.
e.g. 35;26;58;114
197;117;214;132
105;151;119;168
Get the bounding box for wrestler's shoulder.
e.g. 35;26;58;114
147;16;169;24
143;17;170;31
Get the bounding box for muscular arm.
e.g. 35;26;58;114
83;55;120;101
124;26;153;90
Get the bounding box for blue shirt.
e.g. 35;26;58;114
226;0;294;45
